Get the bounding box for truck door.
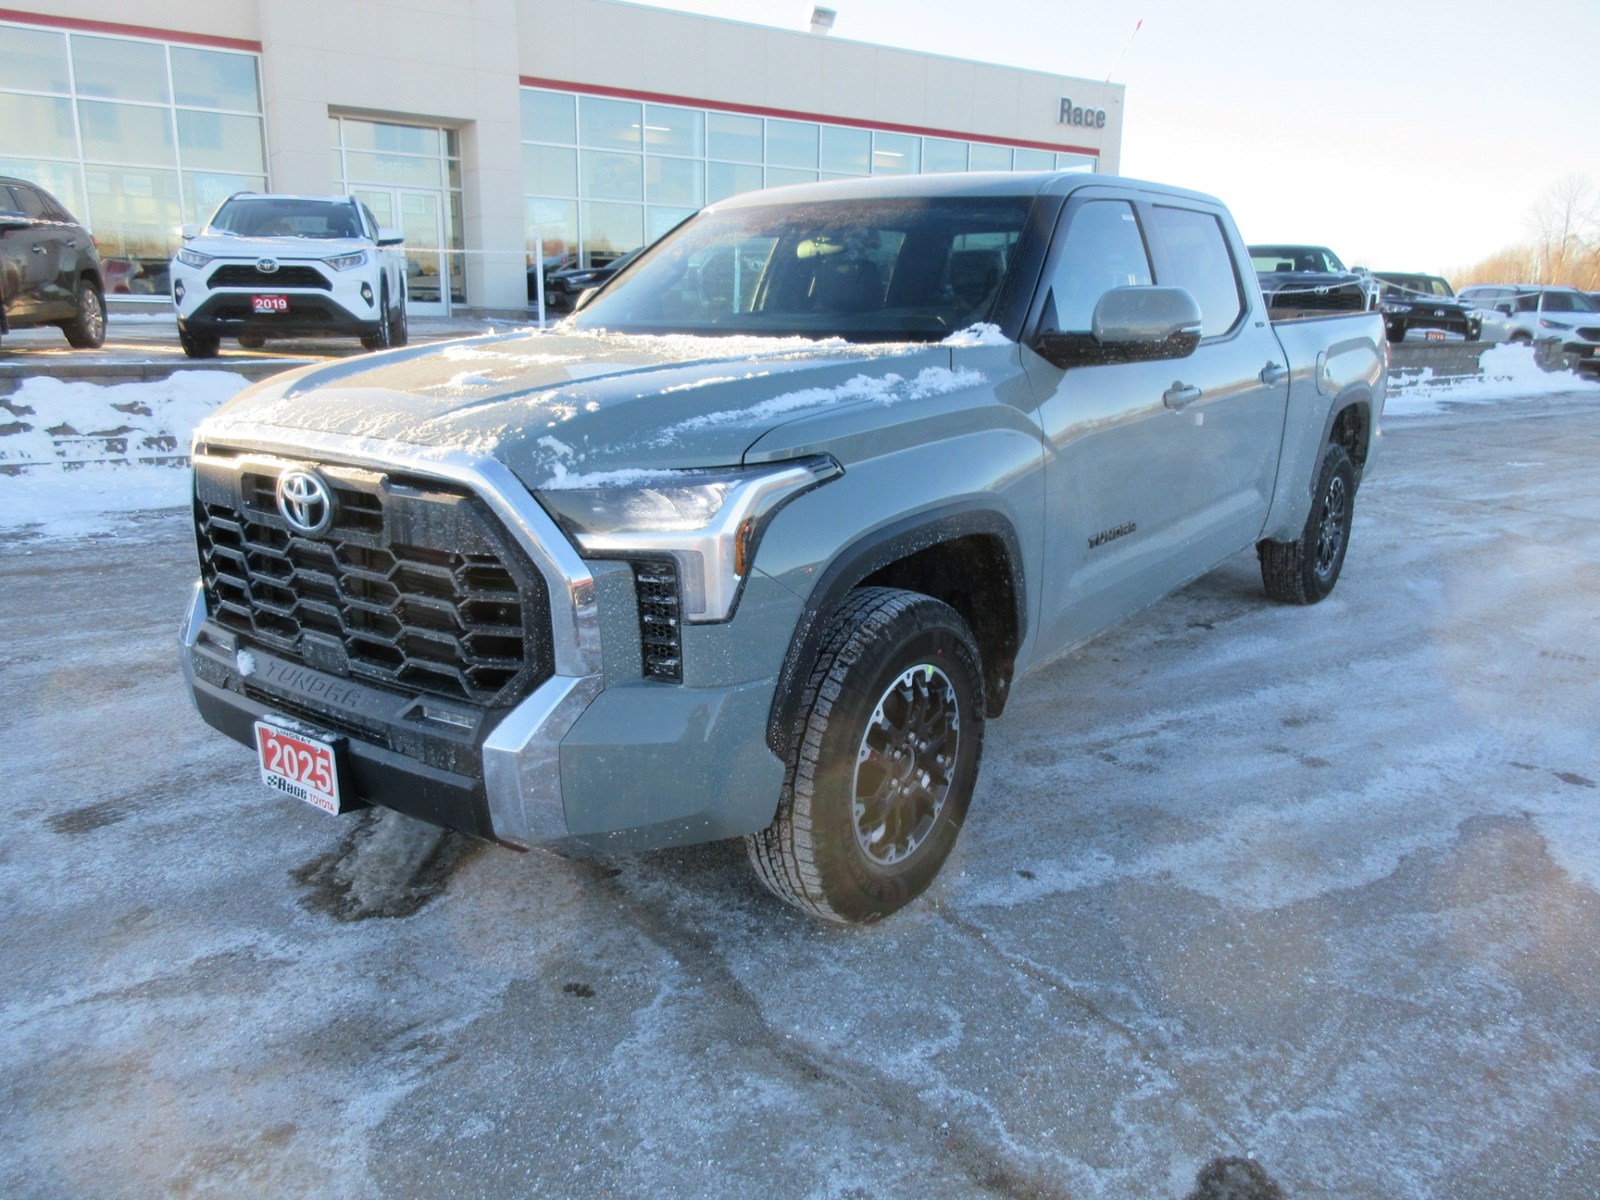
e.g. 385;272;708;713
1140;201;1290;572
1022;194;1201;657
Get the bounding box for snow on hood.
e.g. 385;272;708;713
199;329;993;489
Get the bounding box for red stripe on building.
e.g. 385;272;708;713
521;76;1098;159
0;8;261;52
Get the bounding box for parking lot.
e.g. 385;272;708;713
3;382;1599;1199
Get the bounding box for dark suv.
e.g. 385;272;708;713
0;177;106;351
1371;272;1481;342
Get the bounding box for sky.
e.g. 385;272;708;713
629;0;1600;277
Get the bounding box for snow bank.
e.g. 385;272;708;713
1;371;249;538
1385;343;1599;415
1;372;249;467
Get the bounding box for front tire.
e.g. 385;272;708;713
360;282;392;351
61;281;105;349
389;287;408;348
746;587;985;924
178;327;221;359
1258;444;1355;604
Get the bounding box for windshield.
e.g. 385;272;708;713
207;198;363;239
1249;246;1347;273
568;195;1036;341
1541;289;1597;313
1376;273;1454;299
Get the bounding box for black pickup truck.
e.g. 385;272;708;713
1248;244;1372;320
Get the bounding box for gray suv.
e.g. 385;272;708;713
0;176;105;351
1458;284;1600;365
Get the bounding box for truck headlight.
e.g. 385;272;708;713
324;250;369;271
535;456;841;622
176;247;212;268
1538;317;1571;331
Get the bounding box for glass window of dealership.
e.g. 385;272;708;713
1;14;1101;311
0;18;266;295
520;85;1097;272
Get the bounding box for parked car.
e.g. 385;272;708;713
540;246;642;313
169;193;408;357
1457;285;1600;365
1371;272;1482;342
0;176;105;351
525;253;577;305
1248;244;1373;319
181;172;1386;924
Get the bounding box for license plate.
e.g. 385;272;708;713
255;718;343;814
252;294;288;314
1425;330;1446;341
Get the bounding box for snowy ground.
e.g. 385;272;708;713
1;357;1598;1199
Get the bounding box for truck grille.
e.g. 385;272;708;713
193;457;553;707
633;559;683;682
207;264;331;291
1266;283;1367;314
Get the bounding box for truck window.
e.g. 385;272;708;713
1152;206;1244;338
569;195;1035;341
1045;199;1152;332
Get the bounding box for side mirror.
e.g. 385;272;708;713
180;223;199;239
0;209;33;232
1032;286;1203;369
1495;303;1513;316
377;227;404;247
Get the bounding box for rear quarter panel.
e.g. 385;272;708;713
1260;311;1387;541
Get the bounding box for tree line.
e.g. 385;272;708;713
1453;175;1600;291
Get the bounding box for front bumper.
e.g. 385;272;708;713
180;427;787;852
172;258;381;339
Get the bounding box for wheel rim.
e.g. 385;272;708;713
852;664;960;865
83;288;103;341
1314;474;1348;580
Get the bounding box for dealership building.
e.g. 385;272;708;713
0;0;1125;316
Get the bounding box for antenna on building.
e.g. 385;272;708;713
809;7;837;35
1106;17;1142;81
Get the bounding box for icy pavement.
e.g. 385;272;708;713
1;377;1598;1199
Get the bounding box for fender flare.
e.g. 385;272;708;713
764;501;1028;760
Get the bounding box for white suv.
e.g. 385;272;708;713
171;193;408;357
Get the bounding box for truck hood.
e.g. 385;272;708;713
200;329;983;489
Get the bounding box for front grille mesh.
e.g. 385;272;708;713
207;264;331;291
1266;284;1367;314
195;460;552;706
633;559;683;682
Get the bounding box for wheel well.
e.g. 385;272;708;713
1330;402;1370;473
858;533;1020;719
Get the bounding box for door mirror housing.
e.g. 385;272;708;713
180;223;199;239
1032;285;1203;369
377;227;404;247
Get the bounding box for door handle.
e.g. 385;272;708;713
62;239;77;248
30;245;46;254
1260;362;1289;385
1163;382;1202;410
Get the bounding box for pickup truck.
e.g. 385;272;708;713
181;173;1386;924
1248;243;1374;320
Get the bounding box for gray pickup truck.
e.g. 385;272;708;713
181;173;1386;924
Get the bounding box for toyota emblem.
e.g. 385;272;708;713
276;470;334;535
257;257;279;274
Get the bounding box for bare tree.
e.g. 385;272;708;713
1526;174;1600;286
1453;175;1600;289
